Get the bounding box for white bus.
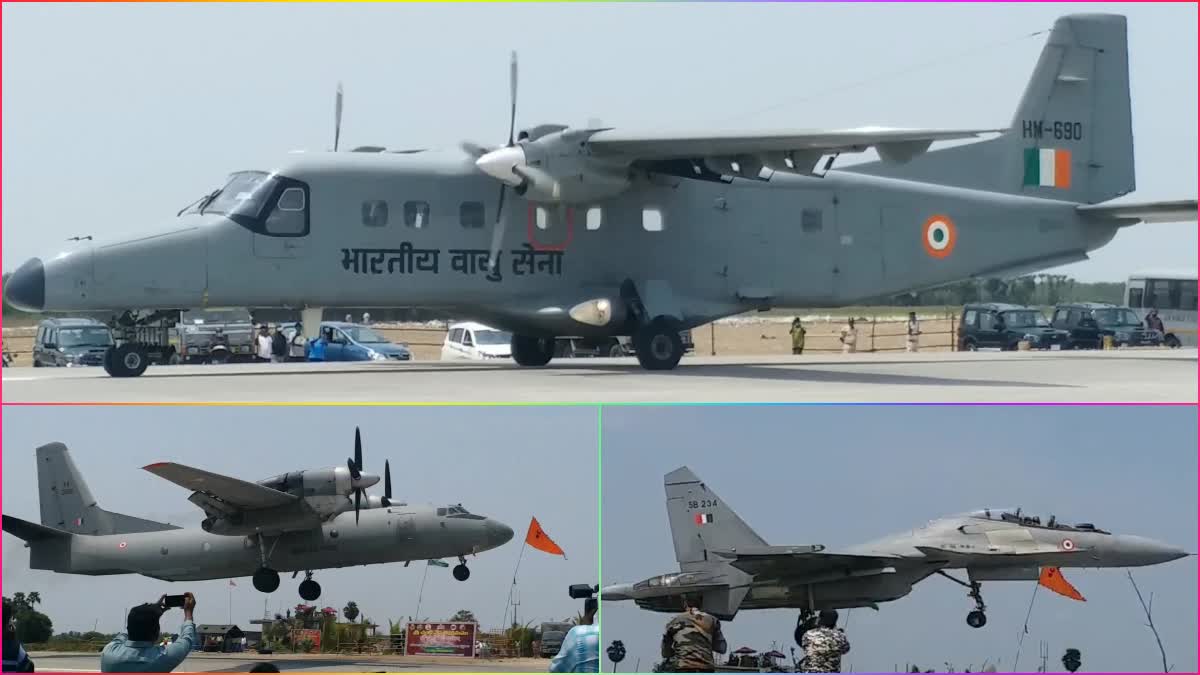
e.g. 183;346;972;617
1124;269;1197;348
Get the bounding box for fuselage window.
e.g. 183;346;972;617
642;208;664;232
362;200;389;227
586;207;602;231
801;208;823;233
264;187;308;235
404;201;431;228
460;202;485;229
535;207;549;230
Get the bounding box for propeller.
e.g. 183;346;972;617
381;460;392;508
462;51;521;273
348;426;365;523
333;82;344;152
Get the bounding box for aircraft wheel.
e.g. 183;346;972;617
109;344;149;378
511;335;554;367
452;564;470;581
966;610;987;628
253;567;280;593
634;318;684;371
608;343;624;358
298;579;321;601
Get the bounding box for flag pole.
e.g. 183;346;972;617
415;562;431;621
502;539;528;629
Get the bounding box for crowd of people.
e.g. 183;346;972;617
790;312;923;355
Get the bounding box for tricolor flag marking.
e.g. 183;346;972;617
695;513;714;525
1023;148;1071;189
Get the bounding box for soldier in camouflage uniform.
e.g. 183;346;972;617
799;610;850;673
660;594;727;673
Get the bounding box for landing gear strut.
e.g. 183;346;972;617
102;310;179;377
937;571;987;628
252;534;281;593
298;571;322;601
452;555;471;581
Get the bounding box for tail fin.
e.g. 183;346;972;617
849;14;1134;204
37;442;181;535
664;466;767;571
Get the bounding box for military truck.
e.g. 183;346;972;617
538;622;573;658
170;308;256;364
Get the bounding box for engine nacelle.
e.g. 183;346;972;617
476;128;632;205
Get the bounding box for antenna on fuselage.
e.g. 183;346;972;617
333;81;344;152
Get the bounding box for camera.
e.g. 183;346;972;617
162;594;188;609
569;584;599;616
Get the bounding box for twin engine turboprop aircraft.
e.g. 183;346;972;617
1;433;515;602
601;467;1189;632
3;13;1196;374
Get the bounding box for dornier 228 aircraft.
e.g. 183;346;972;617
601;467;1189;632
1;432;515;602
4;13;1196;375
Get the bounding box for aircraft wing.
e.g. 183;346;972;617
712;545;904;580
587;126;1004;172
143;462;298;510
1076;199;1198;224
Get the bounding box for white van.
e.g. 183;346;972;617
441;322;513;360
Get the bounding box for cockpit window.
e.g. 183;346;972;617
966;508;1108;534
188;171;310;238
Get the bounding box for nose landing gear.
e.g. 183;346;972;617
937;571;988;628
298;571;322;601
452;555;471;581
252;534;281;593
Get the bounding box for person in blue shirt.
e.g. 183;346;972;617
100;593;197;673
549;598;599;673
307;328;330;362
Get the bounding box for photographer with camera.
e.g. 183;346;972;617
549;585;600;673
660;594;726;673
100;593;197;673
798;610;849;673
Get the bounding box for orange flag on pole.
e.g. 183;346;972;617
526;517;566;558
1039;567;1085;602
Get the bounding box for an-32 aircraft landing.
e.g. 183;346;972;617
3;13;1195;376
2;432;515;601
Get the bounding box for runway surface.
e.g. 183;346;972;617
3;350;1195;403
28;651;545;672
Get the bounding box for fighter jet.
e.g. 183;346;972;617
601;467;1188;630
2;439;515;602
4;13;1196;375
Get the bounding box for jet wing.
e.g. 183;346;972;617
712;545;904;581
587;126;1004;173
143;462;298;510
1076;199;1198;224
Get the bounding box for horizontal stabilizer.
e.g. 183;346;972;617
3;514;71;542
1077;199;1198;224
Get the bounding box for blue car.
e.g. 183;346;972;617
302;322;413;362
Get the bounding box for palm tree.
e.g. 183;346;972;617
449;610;477;624
343;602;360;623
27;593;41;607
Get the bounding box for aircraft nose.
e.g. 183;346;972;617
1116;535;1189;565
600;583;634;601
486;519;515;547
4;257;45;312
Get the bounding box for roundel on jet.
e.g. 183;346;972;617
1060;538;1075;551
922;215;957;259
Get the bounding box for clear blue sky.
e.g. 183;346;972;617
601;405;1197;673
2;2;1195;281
3;405;598;634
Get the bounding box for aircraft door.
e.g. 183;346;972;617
395;513;417;544
253;185;310;260
791;191;838;302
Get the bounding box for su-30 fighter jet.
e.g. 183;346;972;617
4;13;1195;375
602;467;1189;631
2;433;514;602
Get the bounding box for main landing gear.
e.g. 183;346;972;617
937;571;988;628
511;335;555;367
298;571;322;602
453;555;471;581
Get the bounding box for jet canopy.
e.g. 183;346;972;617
437;504;484;519
966;508;1110;534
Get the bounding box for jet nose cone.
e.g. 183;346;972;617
475;146;525;186
486;520;515;547
600;583;634;601
5;257;45;311
1119;535;1189;565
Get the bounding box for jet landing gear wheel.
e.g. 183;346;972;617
253;567;280;593
634;317;684;371
511;335;555;367
298;572;321;601
936;570;988;628
104;344;149;378
966;610;987;628
453;564;471;581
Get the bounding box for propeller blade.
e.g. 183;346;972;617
334;81;344;152
347;458;360;481
354;427;363;471
488;183;508;271
382;460;392;507
354;488;361;524
507;51;518;147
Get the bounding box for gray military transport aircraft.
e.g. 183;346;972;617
1;433;515;601
4;13;1196;375
601;467;1189;630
